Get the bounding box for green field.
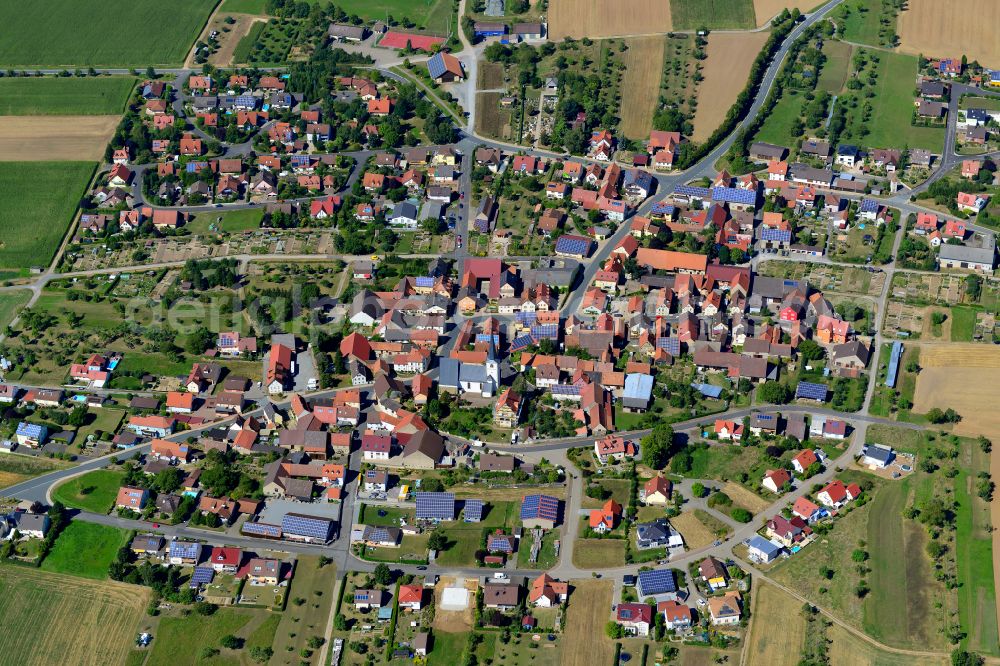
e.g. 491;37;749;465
950;306;977;342
960;96;1000;112
860;50;944;151
0;162;96;274
0;453;71;489
221;0;267;12
146;607;278;666
0;290;32;331
817;40;852;94
330;0;452;30
435;524;486;566
670;0;756;29
41;521;129;579
839;0;889;47
187;208;263;235
359;504;415;527
0;77;135;116
754;91;807;146
51;469;125;514
0;566;149;666
0;0;214;67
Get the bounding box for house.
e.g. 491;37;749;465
861;444;895;469
116;486;150;511
761;469;791;494
791;449;818;474
659;600;694;631
957;192;990;214
816;479;855;508
493;388;522;427
14;422;47;447
414;632;430;656
209;546;242;572
168;540;203;565
616;603;653;636
166;391;195;414
127;415;175;438
245;558;281;585
594;435;637;464
635;518;683;550
529;574;569;607
938;235;996;273
714;419;744;442
747;535;782;563
398;584;424;610
487;532;516;553
637;568;677;600
641;476;672;504
151;438;190;463
707;592;742;625
792;496;825;523
354;589;388;610
700;557;728;590
520;494;560;529
483;582;520;610
750;142;788;161
267;343;294;394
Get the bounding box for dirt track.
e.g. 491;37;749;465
691;31;769;142
0;116;118;161
548;0;672;40
897;0;1000;68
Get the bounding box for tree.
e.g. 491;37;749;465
691;482;706;498
67;405;89;428
952;650;984;666
758;381;792;404
851;549;869;562
220;635;243;649
797;339;825;362
605;621;625;639
249;646;273;663
373;563;392;586
730;508;752;523
641;424;673;469
428;531;447;551
185;326;216;355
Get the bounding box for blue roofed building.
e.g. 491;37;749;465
711;186;757;210
427;51;465;83
656;337;681;356
464;499;484;522
281;513;334;543
672;185;711;205
795;381;828;402
242;521;282;539
636;568;678;600
858;198;879;221
189;566;215;588
623;169;654;198
747;535;782;563
651;201;675;218
691;382;723;399
521;494;561;528
885;341;903;388
14;422;47;447
622;373;654;412
168;540;203;564
554;234;594;259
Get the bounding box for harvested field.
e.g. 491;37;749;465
897;0;1000;69
913;344;1000;438
475;92;506;139
619;37;666;140
722;481;771;514
0;566;149;666
691;31;769;142
670;510;717;549
548;0;672;40
745;583;806;666
0;116;118;161
563;580;616;666
752;0;814;26
478;62;505;89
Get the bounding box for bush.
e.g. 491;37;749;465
730;508;753;523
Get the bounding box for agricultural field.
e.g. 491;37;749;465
547;0;673;40
817;39;852;94
912;344;1000;438
827;624;948;666
745;583;807;666
957;443;1000;655
670;0;756;30
221;0;267;13
144;606;280;666
0;453;71;490
474;92;510;141
897;0;1000;67
51;469;125;514
272;557;335;660
691;31;770;142
0;0;214;67
0;566;149;666
0;77;135;116
187;208;264;235
562;580;617;666
0;162;94;275
330;0;452;30
619;37;666;140
0;117;115;161
203;13;269;67
41;521;130;580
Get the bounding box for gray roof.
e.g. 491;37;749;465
439;357;460;389
459;363;488;383
623;373;654;405
328;23;367;39
939;237;996;266
391;201;418;221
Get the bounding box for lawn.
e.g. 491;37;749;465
670;0;757;30
272;556;335;660
221;0;268;12
960;95;1000;112
51;469;125;513
516;528;560;570
75;407;126;443
817;40;852;94
359;504;415;527
145;607;264;666
950;306;977;342
0;453;72;490
115;352;197;378
753;91;806;146
0;77;135;116
0;565;149;666
333;0;452;31
187;208;263;235
0;289;32;331
0;0;215;67
0;162;96;275
435;525;485;566
839;0;887;47
41;521;130;579
861;50;945;151
571;538;626;568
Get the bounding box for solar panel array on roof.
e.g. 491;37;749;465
475;333;500;345
760;228;792;242
549;384;581;396
712;187;756;205
885;341;903;388
530;324;559;340
795;381;828;401
520;494;560;521
190;566;215;584
755;413;775;422
510;335;534;351
516;311;537;325
637;568;677;596
415;276;435;287
656;337;681;355
464;499;484;522
281;513;333;540
415;492;456;520
651;202;675;215
859;198;879;213
674;185;710;199
427;53;449;79
554;235;592;256
235;95;257;108
169;541;201;558
366;526;393;542
241;521;282;538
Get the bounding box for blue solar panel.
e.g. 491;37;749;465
169;541;201;559
235;95;257;108
651;202;675;216
190;566;215;584
520;494;560;521
555;235;592;256
674;185;710;199
516;311;537;325
510;335;534;351
281;513;333;540
242;521;282;538
464;499;483;522
549;384;580;396
637;568;677;596
487;534;513;552
760;228;792;243
415;276;435;287
656;337;680;355
712;187;756;205
530;324;559;340
796;381;828;401
415;492;455;520
428;53;447;79
476;333;500;345
859;198;878;213
885;341;903;388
